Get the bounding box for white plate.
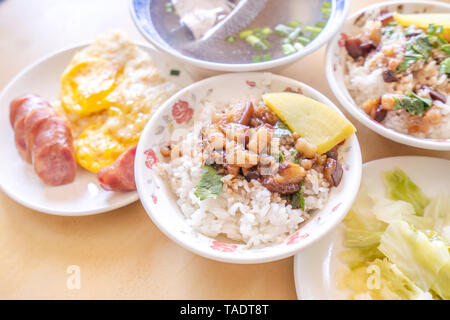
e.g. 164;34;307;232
325;1;450;151
294;156;450;299
135;72;362;264
0;43;194;216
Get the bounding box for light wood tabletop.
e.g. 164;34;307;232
0;0;449;299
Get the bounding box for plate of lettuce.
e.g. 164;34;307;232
294;156;450;300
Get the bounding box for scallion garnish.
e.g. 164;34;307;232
165;2;175;13
303;25;323;34
315;21;326;28
288;27;302;41
297;36;311;46
288;20;301;28
275;24;294;37
252;55;262;63
224;1;331;63
251;53;271;63
262;53;272;61
321;1;331;19
225;36;236;43
239;29;253;39
286;181;305;210
282;43;296;55
261;27;273;36
293;42;304;51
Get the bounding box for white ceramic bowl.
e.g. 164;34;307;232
135;72;362;264
130;0;350;72
325;1;450;151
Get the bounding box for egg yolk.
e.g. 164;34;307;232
60;58;143;173
60;58;118;117
75;122;128;173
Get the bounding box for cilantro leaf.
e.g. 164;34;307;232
440;57;450;75
393;92;432;117
441;44;450;55
411;36;432;58
427;23;444;36
426;24;450;56
289;181;305;210
396;54;420;72
290;149;300;164
396;35;432;73
194;165;224;200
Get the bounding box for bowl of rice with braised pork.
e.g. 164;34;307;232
326;1;450;150
135;73;361;263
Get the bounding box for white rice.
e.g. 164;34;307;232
158;99;331;247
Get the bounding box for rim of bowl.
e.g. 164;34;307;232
135;72;362;264
325;0;450;151
130;0;351;72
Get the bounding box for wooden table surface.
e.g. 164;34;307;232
0;0;449;299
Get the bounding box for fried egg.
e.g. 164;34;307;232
58;31;177;173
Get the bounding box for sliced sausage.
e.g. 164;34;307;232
14;122;30;162
10;95;51;162
97;146;137;192
24;107;56;161
10;95;50;127
10;94;77;186
32;117;77;186
10;95;37;127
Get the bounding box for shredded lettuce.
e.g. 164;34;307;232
339;184;387;269
378;220;449;292
338;170;450;300
424;193;450;243
372;199;433;231
434;262;450;300
338;258;433;300
383;168;430;216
